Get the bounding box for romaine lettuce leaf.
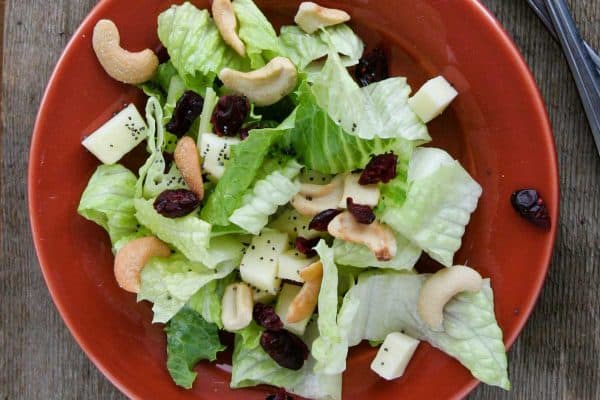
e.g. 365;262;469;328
232;0;280;68
138;61;179;104
201;112;296;226
381;148;482;267
187;272;237;328
157;2;249;93
165;307;225;388
203;235;247;269
310;241;359;375
344;271;510;389
134;198;211;263
279;24;364;70
229;159;302;234
138;253;236;323
198;87;218;137
78;164;138;247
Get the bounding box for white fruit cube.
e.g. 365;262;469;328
275;283;312;336
82;104;147;164
370;332;420;380
277;250;317;283
252;286;277;304
240;231;288;294
198;132;240;181
408;76;458;123
338;173;380;208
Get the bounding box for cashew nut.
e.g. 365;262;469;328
328;211;397;261
294;2;351;34
212;0;246;57
218;57;298;106
291;174;345;216
287;261;323;323
114;236;171;293
174;136;204;200
92;19;158;84
417;265;483;331
221;282;254;331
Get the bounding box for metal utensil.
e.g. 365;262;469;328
527;0;600;74
535;0;600;156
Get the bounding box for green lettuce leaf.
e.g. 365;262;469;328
381;147;482;267
232;0;280;68
310;241;359;375
198;87;219;137
138;253;236;323
78;164;138;247
157;2;249;93
279;24;364;70
229;158;302;234
134;198;211;263
290;80;402;173
375;144;413;215
344;271;510;389
201;112;296;226
165;307;225;388
311;49;429;142
138;61;179;104
203;235;247;269
187;272;237;328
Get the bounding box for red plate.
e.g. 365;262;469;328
29;0;559;399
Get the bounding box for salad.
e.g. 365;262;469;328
77;1;510;398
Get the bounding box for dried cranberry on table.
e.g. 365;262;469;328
295;236;320;257
266;388;294;400
511;189;551;229
260;330;309;370
211;95;250;137
347;197;376;224
355;48;389;87
359;153;398;185
308;209;342;231
166;91;204;136
253;303;284;331
153;189;200;218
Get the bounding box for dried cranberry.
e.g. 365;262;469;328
239;127;250;140
211;95;250;137
253;303;284;331
511;189;551;229
347;198;376;224
359;153;398;185
295;237;320;257
355;48;389;87
166;91;204;136
266;389;294;400
156;45;170;64
308;209;342;231
260;330;309;370
153;189;200;218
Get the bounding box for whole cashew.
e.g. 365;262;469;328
174;137;204;200
327;211;397;261
294;2;351;34
218;57;298;106
287;261;323;323
92;19;158;84
221;282;254;331
291;174;345;217
417;265;483;331
212;0;246;57
114;236;171;293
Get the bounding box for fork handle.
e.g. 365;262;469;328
544;0;600;157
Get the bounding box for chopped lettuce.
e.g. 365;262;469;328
344;272;510;389
78;164;138;247
381;148;482;267
134;198;211;263
232;0;280;68
279;24;364;70
187;272;237;328
157;2;249;93
375;145;413;215
138;61;179;104
310;241;359;375
201;112;296;226
198;87;218;137
229;159;302;234
165;307;225;388
138;253;236;323
203;235;246;269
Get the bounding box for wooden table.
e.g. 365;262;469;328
1;1;599;399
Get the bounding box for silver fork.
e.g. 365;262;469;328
527;0;600;157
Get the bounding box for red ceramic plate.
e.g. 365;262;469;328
29;0;559;399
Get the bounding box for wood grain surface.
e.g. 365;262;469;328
1;0;599;399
